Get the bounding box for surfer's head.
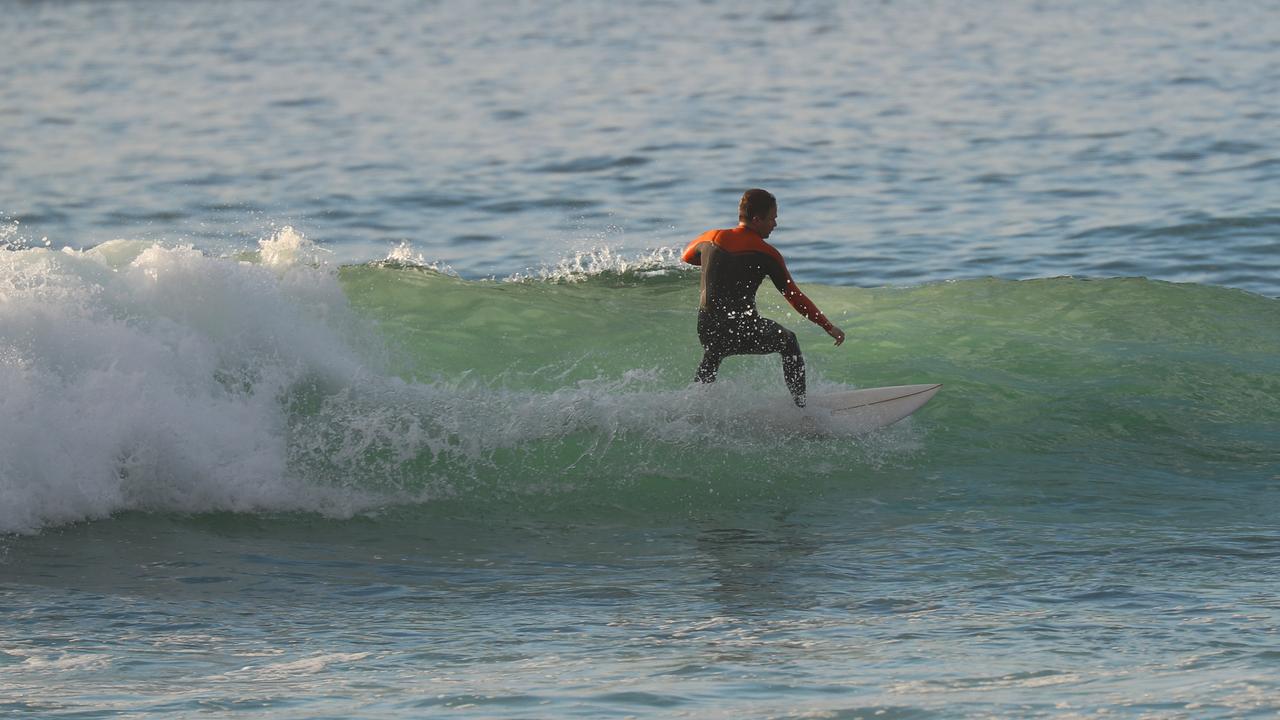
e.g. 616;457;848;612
739;188;778;238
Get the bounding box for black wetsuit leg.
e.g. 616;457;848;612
695;309;806;406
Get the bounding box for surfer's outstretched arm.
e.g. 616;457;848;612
764;260;845;346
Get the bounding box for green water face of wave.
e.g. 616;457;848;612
8;242;1273;532
320;265;1278;510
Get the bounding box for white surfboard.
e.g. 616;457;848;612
804;383;942;436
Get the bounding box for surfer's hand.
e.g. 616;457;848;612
828;326;845;346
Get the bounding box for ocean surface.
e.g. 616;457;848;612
2;1;1279;718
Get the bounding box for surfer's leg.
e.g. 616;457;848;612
742;317;806;406
778;328;806;407
695;309;728;384
695;349;723;383
783;351;806;407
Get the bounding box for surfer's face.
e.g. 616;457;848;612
748;207;777;238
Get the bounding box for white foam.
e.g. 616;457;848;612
0;230;378;534
223;651;372;680
381;240;459;276
505;245;683;283
1;232;685;533
1;231;904;533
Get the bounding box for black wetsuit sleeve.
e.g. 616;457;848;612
762;252;833;330
762;255;790;296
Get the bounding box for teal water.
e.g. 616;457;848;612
3;1;1280;717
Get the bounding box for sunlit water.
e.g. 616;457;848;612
3;1;1279;718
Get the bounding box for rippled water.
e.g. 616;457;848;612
3;2;1279;718
4;0;1279;292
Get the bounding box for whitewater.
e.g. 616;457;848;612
4;1;1280;717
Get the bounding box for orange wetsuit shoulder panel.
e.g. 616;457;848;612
682;227;832;331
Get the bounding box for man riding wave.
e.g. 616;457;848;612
682;189;845;407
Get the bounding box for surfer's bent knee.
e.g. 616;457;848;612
782;329;801;357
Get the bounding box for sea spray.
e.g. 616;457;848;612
0;235;886;533
0;231;378;533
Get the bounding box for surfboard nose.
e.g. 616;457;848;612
808;383;942;435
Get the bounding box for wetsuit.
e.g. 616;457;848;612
681;227;836;406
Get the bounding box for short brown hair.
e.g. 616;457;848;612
739;188;776;223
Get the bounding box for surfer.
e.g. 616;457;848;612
682;189;845;407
